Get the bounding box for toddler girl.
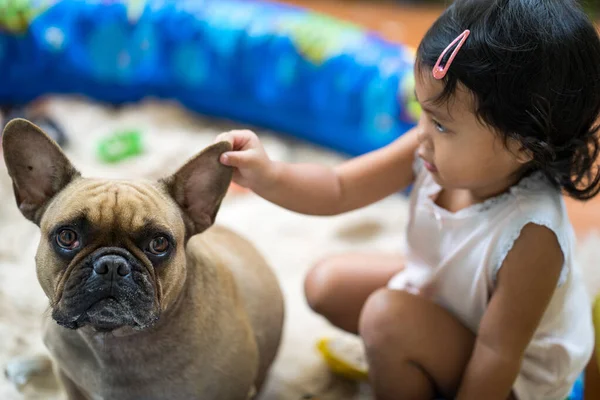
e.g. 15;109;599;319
215;0;600;398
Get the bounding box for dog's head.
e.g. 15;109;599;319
1;119;232;332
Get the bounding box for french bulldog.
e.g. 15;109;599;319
1;118;284;400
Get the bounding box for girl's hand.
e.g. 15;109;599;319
214;130;276;191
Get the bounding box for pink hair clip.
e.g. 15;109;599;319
432;30;470;80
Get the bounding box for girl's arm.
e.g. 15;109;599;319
455;223;564;400
216;127;420;216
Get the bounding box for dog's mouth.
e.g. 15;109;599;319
53;294;160;332
80;297;132;332
54;296;133;332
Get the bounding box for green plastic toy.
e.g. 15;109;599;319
97;129;144;163
0;0;52;34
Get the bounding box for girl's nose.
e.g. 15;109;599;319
415;122;434;152
416;124;429;144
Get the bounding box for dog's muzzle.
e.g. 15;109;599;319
52;247;159;332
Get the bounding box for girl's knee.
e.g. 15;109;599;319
359;289;417;349
304;257;343;314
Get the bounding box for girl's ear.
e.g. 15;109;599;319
516;147;534;165
507;137;534;165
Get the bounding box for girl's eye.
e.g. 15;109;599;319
148;236;170;256
56;229;80;250
433;120;447;133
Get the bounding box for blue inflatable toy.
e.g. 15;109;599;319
0;0;419;155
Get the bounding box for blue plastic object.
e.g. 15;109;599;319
0;0;418;156
567;373;584;400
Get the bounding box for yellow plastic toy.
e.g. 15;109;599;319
593;294;600;371
317;337;369;382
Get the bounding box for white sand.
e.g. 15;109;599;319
0;97;598;400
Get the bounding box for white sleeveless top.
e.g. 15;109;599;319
388;159;594;400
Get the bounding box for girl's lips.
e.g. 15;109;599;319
422;159;438;173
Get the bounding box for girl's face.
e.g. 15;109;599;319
414;68;528;200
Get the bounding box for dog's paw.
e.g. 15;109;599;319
4;354;54;391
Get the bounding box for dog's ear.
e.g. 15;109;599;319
2;118;80;224
161;142;233;235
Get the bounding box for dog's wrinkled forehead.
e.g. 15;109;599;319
41;179;184;235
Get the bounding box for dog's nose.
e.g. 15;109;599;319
92;255;131;279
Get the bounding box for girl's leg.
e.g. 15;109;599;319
359;289;474;400
359;289;519;400
304;253;404;334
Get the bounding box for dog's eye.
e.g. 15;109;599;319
56;229;80;250
148;236;170;255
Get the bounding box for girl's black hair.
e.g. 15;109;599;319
417;0;600;200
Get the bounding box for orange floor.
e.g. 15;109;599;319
281;0;600;238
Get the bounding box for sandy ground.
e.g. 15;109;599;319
0;97;599;400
